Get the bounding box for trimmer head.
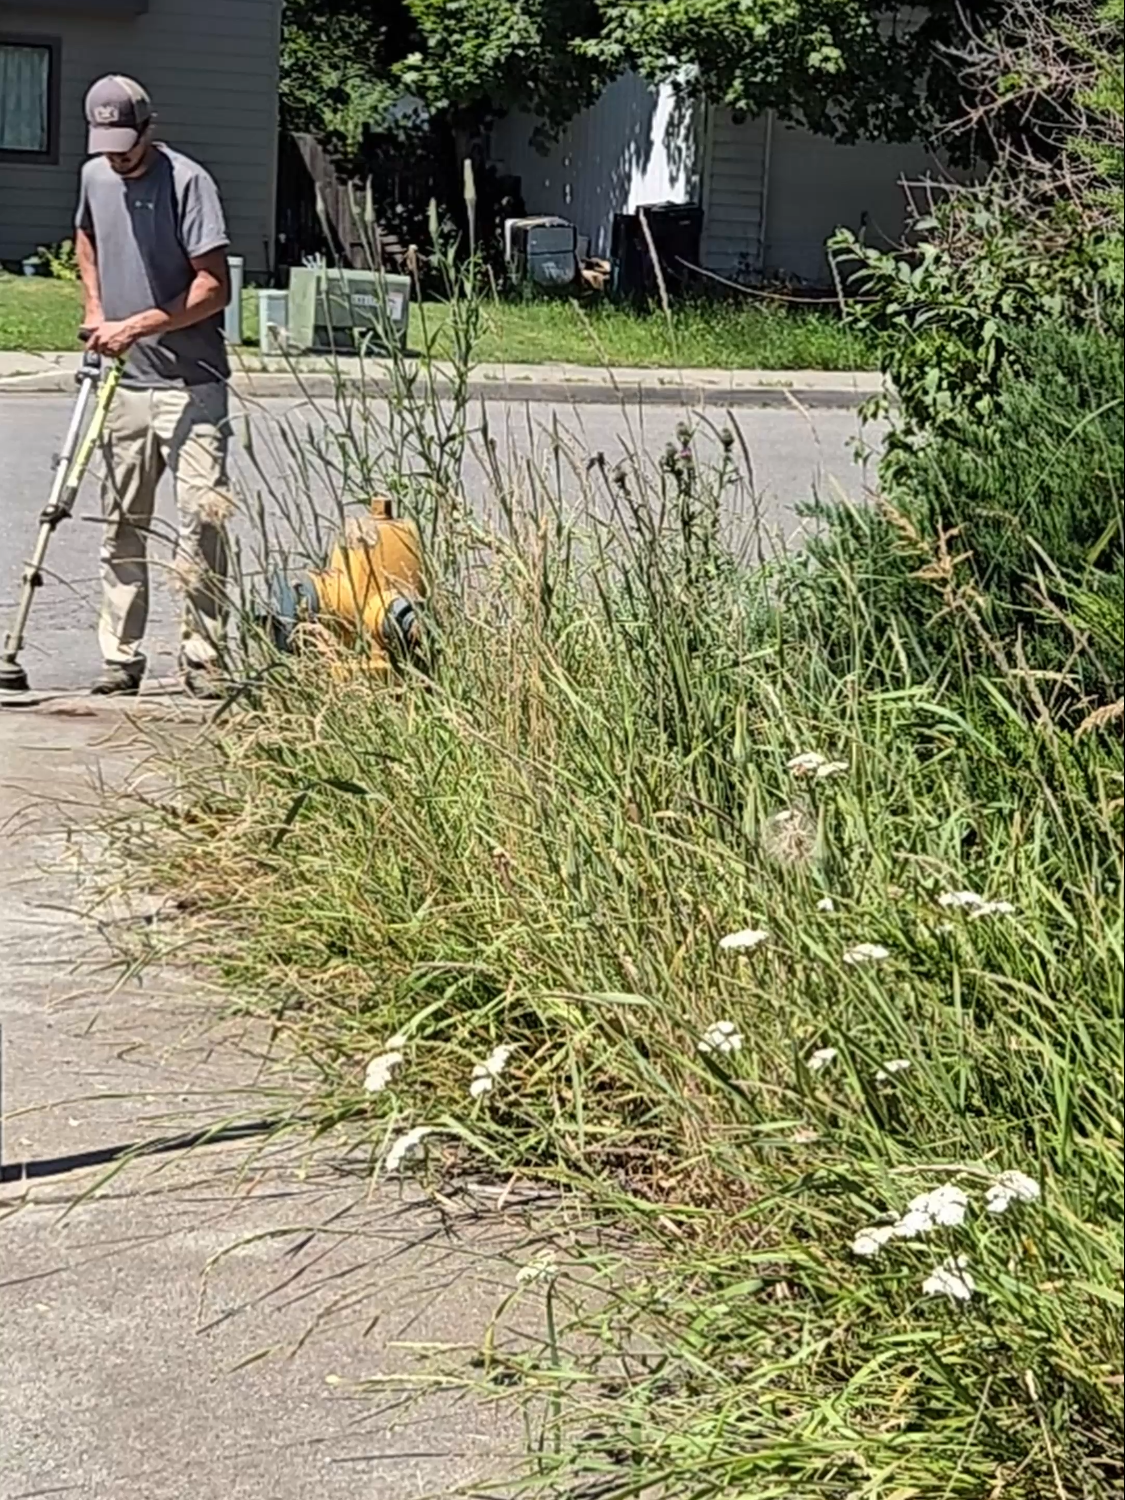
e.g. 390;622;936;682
0;658;30;694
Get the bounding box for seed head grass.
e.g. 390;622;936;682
113;256;1123;1498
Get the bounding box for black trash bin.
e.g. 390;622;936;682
610;202;704;302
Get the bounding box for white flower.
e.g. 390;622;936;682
484;1044;513;1075
902;1183;970;1230
788;751;849;781
970;900;1016;919
985;1169;1041;1215
807;1046;838;1074
922;1255;975;1302
787;751;826;777
937;890;987;911
852;1224;897;1257
719;927;769;952
843;942;890;965
364;1050;404;1094
937;890;1015;919
699;1020;743;1055
469;1069;494;1099
816;761;850;780
893;1207;934;1239
516;1249;558;1286
816;896;836;913
875;1058;912;1083
384;1125;432;1173
469;1044;514;1099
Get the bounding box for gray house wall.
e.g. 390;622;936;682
0;0;281;273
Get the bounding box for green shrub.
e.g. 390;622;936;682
36;238;79;281
798;322;1123;717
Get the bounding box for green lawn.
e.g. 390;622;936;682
0;271;877;369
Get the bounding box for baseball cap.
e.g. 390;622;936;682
84;75;152;154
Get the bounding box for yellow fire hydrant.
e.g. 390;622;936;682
268;496;426;675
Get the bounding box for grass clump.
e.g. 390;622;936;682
0;270;873;369
120;287;1124;1498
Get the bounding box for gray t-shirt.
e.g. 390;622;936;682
75;145;230;389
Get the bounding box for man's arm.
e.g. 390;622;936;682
75;228;104;331
87;250;230;357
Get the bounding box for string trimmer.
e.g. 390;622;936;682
0;336;124;694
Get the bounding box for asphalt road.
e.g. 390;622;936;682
1;393;884;695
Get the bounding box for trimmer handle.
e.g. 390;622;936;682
76;327;114;377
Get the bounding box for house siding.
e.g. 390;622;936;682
489;74;701;258
762;120;944;283
0;0;280;273
698;108;769;276
489;70;948;286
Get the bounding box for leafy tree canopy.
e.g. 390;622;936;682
281;0;610;151
584;0;1004;148
283;0;1121;168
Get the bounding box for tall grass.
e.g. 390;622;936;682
119;257;1123;1499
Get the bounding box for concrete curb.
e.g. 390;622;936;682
0;359;887;408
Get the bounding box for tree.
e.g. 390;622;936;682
396;0;610;135
585;0;1008;152
280;0;611;154
280;0;399;151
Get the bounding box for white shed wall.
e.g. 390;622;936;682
489;73;700;258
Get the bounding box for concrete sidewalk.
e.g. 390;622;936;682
0;348;885;407
0;698;537;1499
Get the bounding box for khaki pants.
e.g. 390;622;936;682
98;382;234;673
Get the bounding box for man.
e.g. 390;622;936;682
75;74;233;697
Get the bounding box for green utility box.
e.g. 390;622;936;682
285;267;411;354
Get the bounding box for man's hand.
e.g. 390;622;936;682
87;318;142;357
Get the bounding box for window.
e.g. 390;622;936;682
0;37;60;161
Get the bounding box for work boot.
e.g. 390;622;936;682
91;663;143;696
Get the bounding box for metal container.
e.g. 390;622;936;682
285;268;411;354
505;217;578;288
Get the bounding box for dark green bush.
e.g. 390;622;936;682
796;322;1123;717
